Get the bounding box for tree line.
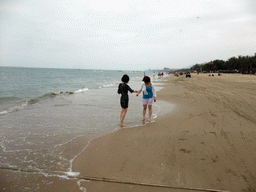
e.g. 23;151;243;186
190;54;256;73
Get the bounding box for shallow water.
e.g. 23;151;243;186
0;67;175;190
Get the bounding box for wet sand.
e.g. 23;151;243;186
1;74;256;191
73;73;256;192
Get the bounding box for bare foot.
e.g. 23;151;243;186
141;118;145;121
120;123;126;127
147;118;151;122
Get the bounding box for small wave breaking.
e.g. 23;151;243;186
99;83;116;89
0;87;89;116
0;100;29;116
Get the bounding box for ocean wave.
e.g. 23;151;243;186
0;100;29;116
74;88;89;93
0;87;90;116
45;87;89;96
0;110;8;116
99;83;116;89
31;87;90;102
0;96;21;102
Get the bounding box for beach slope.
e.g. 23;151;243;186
73;74;256;192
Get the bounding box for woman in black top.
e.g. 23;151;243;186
118;74;137;126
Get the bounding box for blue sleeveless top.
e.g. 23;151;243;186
143;86;153;99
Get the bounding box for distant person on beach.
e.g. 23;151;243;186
136;76;156;122
118;74;137;126
153;71;156;81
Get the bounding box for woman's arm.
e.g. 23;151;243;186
127;84;134;93
151;83;156;98
117;84;121;94
136;82;144;96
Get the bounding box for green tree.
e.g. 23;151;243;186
191;64;200;71
226;57;239;70
189;53;256;73
202;63;209;71
213;59;225;70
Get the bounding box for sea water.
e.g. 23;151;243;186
0;67;174;190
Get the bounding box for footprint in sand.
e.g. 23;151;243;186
180;148;191;153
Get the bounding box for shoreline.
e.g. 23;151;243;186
72;73;256;192
1;73;256;191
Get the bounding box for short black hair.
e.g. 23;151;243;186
142;76;150;83
121;74;129;83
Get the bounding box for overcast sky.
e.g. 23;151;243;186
1;0;256;70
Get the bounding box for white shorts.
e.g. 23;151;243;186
142;98;154;105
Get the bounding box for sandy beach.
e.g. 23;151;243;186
1;73;256;192
72;73;256;192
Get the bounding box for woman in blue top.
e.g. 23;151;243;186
136;76;156;122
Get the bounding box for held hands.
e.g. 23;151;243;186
135;90;141;96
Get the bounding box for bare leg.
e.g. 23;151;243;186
120;108;127;125
148;105;152;122
142;105;147;121
120;108;123;121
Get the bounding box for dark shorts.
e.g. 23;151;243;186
120;96;129;109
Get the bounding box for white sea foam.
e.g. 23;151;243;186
99;83;116;89
57;174;72;180
101;83;114;88
77;180;89;192
0;111;8;116
64;171;80;177
75;88;89;93
53;136;83;149
68;140;91;173
0;101;28;116
40;171;73;180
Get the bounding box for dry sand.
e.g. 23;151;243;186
73;73;256;192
